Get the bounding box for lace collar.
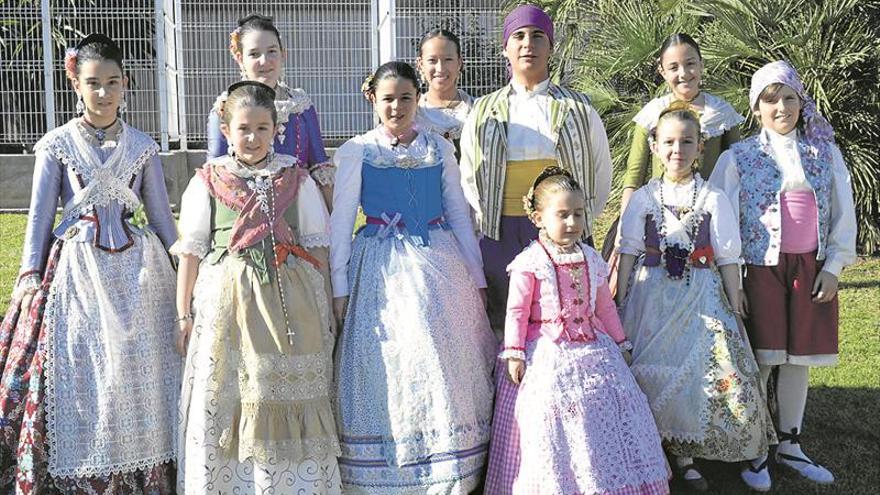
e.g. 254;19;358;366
633;92;745;138
212;153;297;179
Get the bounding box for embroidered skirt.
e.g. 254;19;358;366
620;263;776;461
335;230;497;494
0;234;178;494
178;254;341;494
485;334;670;495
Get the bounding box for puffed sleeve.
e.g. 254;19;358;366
588;107;613;224
593;278;627;343
708;149;742;223
439;137;487;288
18;149;62;281
821;144;857;276
295;175;330;248
618;187;649;256
501;267;535;360
140;153;178;249
707;189;742;266
169;175;212;259
301;106;335;186
328;137;364;297
458;108;482;225
206;109;227;159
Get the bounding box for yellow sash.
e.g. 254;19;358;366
502;159;558;216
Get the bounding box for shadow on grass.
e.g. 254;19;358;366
674;387;879;494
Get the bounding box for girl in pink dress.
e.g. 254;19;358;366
485;167;669;495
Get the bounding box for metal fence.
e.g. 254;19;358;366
0;0;504;151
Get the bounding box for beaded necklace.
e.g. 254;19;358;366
656;174;700;284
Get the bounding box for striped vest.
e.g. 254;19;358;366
462;83;600;240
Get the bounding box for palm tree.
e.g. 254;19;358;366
512;0;880;252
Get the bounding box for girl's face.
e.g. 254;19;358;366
756;84;802;135
533;189;586;248
417;37;463;95
221;105;276;166
237;30;284;88
73;59;126;124
659;43;703;101
651;117;702;180
504;26;551;81
372;77;417;135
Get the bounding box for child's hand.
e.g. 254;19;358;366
621;350;633;365
17;293;34;319
812;271;839;303
736;289;749;318
507;359;525;385
176;318;193;356
333;296;349;328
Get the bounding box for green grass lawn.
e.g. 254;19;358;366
0;212;877;493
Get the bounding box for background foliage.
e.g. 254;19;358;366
506;0;880;253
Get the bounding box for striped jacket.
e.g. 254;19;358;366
459;82;612;240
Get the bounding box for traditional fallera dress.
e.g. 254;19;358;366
414;89;474;157
0;119;180;494
174;154;341;494
618;176;775;461
207;82;336;190
486;240;670;495
711;129;857;367
330;128;497;493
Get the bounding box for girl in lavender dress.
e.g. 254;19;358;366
486;167;669;495
0;34;179;494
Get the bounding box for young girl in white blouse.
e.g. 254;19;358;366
710;60;857;489
330;61;496;493
173;81;340;494
617;102;774;493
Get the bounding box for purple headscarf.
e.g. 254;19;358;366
503;4;554;46
749;60;835;146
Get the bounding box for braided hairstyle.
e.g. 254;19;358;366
221;80;278;125
64;33;123;82
523;166;583;219
361;61;420;101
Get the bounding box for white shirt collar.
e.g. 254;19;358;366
510;78;551;97
763;127;799;146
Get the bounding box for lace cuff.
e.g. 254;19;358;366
299;232;330;249
13;273;41;300
169;238;210;259
309;162;336;187
499;347;526;361
617;340;634;352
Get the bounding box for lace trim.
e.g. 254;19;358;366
12;273;41;300
275;87;313;125
299;232;330;249
210;153;298;179
499;348;526;361
170;238;210;259
238;436;341;466
363;128;442;169
309;161;336;186
632;93;744;139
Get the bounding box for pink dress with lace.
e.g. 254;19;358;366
485;240;670;495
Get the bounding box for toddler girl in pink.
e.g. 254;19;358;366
484;167;669;495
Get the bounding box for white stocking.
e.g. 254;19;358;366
776;364;809;457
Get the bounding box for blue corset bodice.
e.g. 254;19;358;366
359;161;447;245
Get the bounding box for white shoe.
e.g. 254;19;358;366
777;452;834;484
740;458;771;492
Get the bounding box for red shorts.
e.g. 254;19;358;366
743;252;838;367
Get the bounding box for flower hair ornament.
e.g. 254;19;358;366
361;73;376;100
64;33;120;83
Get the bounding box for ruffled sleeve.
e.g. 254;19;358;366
438;136;486;288
501;250;537;360
170;175;212;259
618;187;650;255
328;137;364;297
295;175;330;248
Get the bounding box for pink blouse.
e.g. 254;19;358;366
503;241;626;355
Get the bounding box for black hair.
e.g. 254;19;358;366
657;33;702;62
64;33;123;81
418;28;462;58
222;80;278;125
231;14;282;56
362;61;420;100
